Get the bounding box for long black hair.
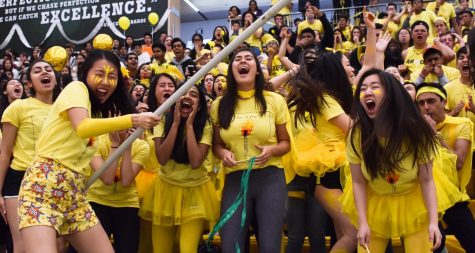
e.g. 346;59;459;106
78;50;133;118
468;28;475;86
218;48;267;129
162;85;208;164
350;69;436;180
288;50;353;129
25;60;62;101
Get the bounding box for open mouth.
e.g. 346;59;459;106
96;88;108;99
13;87;22;95
365;99;376;112
163;93;171;99
238;65;249;74
463;64;470;72
180;98;193;112
417;35;423;40
217;85;223;91
40;76;51;84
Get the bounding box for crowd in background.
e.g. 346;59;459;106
0;0;475;252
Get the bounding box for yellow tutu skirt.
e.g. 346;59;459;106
283;128;346;177
139;177;220;226
135;170;158;202
340;155;462;238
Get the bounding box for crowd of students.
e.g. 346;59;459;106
0;0;475;253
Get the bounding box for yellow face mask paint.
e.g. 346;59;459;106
103;65;117;89
373;89;382;95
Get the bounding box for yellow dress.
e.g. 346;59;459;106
139;121;219;226
283;95;347;179
340;130;462;238
135;130;159;202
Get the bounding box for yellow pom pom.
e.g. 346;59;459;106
43;46;68;72
93;34;114;51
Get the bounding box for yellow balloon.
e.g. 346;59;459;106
93;34;113;51
148;12;159;26
43;46;68;72
118;16;130;31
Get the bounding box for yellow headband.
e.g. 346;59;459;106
416;86;446;100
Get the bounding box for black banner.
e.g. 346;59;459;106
0;0;169;52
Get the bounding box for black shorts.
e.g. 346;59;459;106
2;168;25;197
316;169;342;190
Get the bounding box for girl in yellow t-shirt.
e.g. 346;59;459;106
0;60;59;252
211;49;290;252
240;11;263;56
139;85;218;253
289;49;358;253
136;73;177;253
86;131;149;253
342;69;459;252
17;50;160;253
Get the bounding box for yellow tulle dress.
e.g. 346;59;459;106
340;144;463;238
283;128;347;178
283;102;348;181
138;123;219;226
135;131;159;202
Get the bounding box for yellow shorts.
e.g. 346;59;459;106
18;158;99;235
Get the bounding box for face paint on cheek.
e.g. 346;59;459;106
359;91;365;99
373;89;382;95
92;75;102;85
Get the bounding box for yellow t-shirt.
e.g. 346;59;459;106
410;65;461;83
447;44;461;68
210;91;288;173
271;0;290;15
153;121;212;186
398;13;409;29
334;42;354;54
426;2;456;28
241;28;263;51
87;134;149;208
436;115;472;200
409;10;437;38
404;46;426;74
297;20;324;37
35;81;96;175
165;51;175;63
347;129;433;194
143;130;160;173
1;97;51;171
444;79;475;142
377;18;399;38
335;25;352;40
263;57;286;79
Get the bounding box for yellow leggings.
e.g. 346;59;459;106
357;229;432;253
152;219;205;253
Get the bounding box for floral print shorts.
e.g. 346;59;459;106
18;158;99;235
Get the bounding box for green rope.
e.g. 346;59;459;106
206;157;256;252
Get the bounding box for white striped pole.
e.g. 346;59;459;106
86;0;292;188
